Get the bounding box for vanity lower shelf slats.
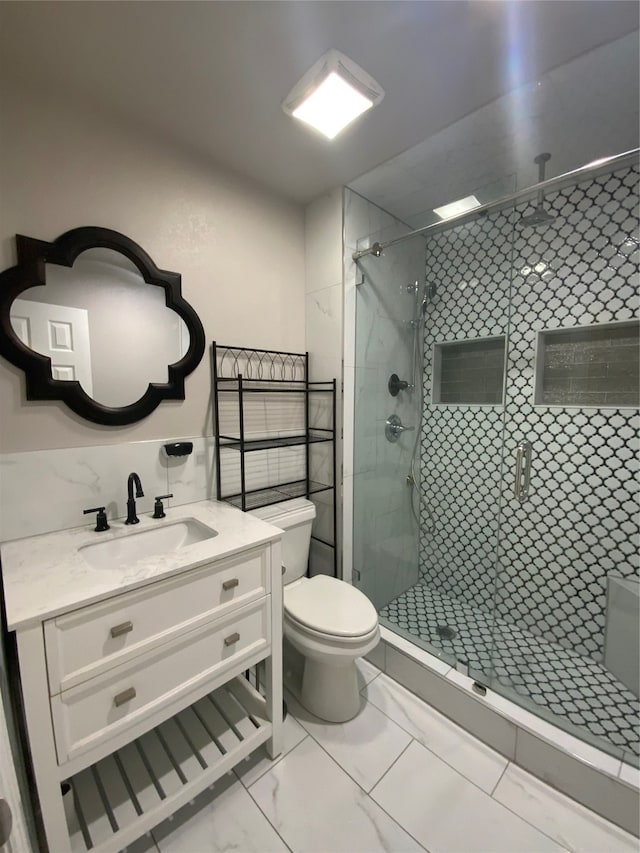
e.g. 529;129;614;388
65;677;271;852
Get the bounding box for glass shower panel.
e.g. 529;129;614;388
413;207;514;680
353;206;516;677
490;162;640;764
352;228;425;638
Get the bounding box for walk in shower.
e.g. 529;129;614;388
350;150;640;770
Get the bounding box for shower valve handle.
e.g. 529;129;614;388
385;414;415;443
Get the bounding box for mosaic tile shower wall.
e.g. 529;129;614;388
418;208;513;613
419;164;639;662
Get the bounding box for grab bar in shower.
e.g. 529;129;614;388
514;440;532;503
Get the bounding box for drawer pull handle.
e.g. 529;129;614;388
224;632;240;647
110;621;133;639
222;578;239;591
113;687;136;707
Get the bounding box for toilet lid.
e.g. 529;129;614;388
284;576;378;638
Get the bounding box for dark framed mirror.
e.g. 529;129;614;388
0;227;205;425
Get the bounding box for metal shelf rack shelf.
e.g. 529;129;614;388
218;432;332;452
212;343;337;577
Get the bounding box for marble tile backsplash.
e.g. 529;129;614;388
0;435;215;542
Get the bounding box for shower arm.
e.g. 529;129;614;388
352;147;640;262
534;152;551;208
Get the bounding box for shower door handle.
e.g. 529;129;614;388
514;440;532;503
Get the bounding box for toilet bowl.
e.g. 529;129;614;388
250;498;380;722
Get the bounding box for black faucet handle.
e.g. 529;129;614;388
152;494;173;519
83;506;110;532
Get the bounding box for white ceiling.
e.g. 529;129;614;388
0;1;638;206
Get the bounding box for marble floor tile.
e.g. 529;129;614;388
371;740;564;853
365;672;508;793
249;736;424;852
235;712;308;788
152;772;288;853
120;670;636;853
286;687;412;792
494;764;639;853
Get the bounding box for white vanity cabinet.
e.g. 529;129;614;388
1;503;283;853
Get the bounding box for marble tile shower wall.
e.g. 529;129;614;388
344;189;426;609
305;188;343;576
0;436;216;542
420;164;640;661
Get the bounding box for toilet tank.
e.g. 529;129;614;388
249;498;316;584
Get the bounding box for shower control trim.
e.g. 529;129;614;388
385;414;415;443
388;374;414;396
514;440;532;503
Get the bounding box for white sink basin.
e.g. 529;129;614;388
79;519;218;570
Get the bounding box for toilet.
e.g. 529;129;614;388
251;498;379;722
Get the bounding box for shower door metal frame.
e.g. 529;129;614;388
352;148;640;262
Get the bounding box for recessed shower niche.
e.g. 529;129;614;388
432;336;506;405
535;321;640;408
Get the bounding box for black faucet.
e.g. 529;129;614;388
125;472;144;524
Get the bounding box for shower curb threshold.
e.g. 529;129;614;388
367;626;639;837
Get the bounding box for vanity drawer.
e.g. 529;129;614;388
45;545;270;695
50;597;270;764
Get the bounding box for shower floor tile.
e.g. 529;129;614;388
379;581;640;763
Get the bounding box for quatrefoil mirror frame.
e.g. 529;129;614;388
0;226;206;425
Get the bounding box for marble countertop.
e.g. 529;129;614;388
1;500;282;631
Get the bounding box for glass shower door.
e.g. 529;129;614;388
489;162;640;764
352;227;425;624
350;162;639;766
412;207;515;681
352;206;516;685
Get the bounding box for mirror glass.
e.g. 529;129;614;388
9;248;189;407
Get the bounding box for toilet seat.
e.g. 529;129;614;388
284;575;378;639
285;612;379;650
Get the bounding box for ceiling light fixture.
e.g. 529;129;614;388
282;49;384;140
433;195;482;220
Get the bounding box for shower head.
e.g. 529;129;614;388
519;152;556;229
520;205;556;228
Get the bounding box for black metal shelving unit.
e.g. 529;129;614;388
212;342;337;577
